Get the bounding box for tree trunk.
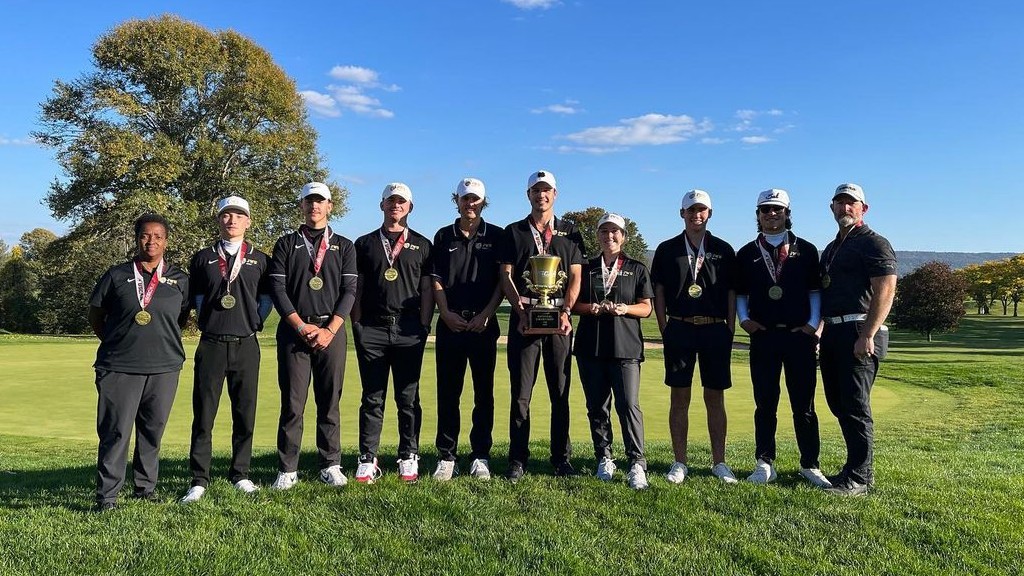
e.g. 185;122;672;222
927;331;932;342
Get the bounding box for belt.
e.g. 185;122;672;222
456;310;479;320
366;313;416;327
669;315;726;326
303;315;332;325
201;333;254;343
823;314;867;325
520;296;565;306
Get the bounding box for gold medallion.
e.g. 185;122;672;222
384;267;399;282
220;294;237;309
768;285;784;300
308;276;324;291
821;274;831;289
134;310;152;326
687;284;703;299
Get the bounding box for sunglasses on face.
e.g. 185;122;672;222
758;205;786;214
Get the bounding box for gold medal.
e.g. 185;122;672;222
384;267;399;282
687;284;703;298
821;274;831;288
220;294;236;309
308;276;324;291
134;310;152;326
768;285;784;300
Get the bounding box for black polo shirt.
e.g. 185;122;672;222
269;228;358;318
431;219;502;314
188;242;270;337
735;233;821;327
354;226;432;319
498;216;585;301
89;260;189;374
819;224;897;317
573;255;654;360
650;231;736;318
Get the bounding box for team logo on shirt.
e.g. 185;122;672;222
476;243;493;250
162;278;180;286
406;244;421;251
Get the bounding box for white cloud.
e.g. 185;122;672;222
532;103;581;115
563;113;712;148
556;144;626;155
732;108;792;133
329;65;379;85
741;136;772;144
701;137;729;145
0;136;39;146
299;91;341;118
329;85;394;118
503;0;559;9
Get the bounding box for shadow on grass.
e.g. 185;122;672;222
890;316;1024;352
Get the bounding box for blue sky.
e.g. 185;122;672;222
2;1;1022;253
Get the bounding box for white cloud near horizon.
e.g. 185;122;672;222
560;113;712;153
301;65;398;119
502;0;559;9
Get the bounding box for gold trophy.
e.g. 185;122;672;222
522;254;567;335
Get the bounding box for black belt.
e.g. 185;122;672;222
201;333;254;343
303;315;332;325
365;313;416;327
457;310;479;320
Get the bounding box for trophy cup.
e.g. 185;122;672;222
522;254;567;334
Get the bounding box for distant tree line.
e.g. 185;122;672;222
956;256;1024;316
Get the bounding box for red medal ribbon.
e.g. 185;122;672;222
133;260;164;310
216;242;248;290
757;234;790;284
529;216;554;255
379;227;408;267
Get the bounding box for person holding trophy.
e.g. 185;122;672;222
498;169;585;482
571;213;653;490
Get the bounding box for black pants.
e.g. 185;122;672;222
353;319;427;459
95;370;179;504
275;322;346;472
435;320;498;461
506;315;573;467
576;356;646;469
748;327;821;469
819;321;877;484
188;334;260;487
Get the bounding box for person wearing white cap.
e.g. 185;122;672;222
180;196;272;503
570;212;653;489
428;177;504;481
498;169;585;481
818;183;896;496
351;182;434;483
734;189;830;488
651;189;739;484
268;181;358;490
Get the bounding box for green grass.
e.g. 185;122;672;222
1;315;1022;575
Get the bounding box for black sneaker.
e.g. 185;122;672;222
554;461;579;477
132;490;159;502
824;477;870;496
505;462;525;483
92;501;117;512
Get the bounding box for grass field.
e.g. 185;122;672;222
1;315;1022;574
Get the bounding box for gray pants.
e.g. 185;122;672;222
576;356;646;469
95;370;180;504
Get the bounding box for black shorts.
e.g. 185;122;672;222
662;320;733;390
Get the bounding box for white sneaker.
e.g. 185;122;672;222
596;457;617;481
319;465;348;487
666;461;688;484
433;460;456;481
271;471;298;490
799;467;833;488
355;457;382;484
711;462;739;484
469;458;491;480
746;459;777;484
233;479;259;493
626;463;649;490
179;485;206;504
398;454;420;483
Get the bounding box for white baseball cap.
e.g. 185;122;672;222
527;170;557;189
300;182;332;201
596;212;627;233
456;177;486;199
216;196;250;217
757;188;790;208
382;182;413;202
681;189;712;210
833;182;866;203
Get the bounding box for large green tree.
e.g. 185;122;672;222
560;207;649;262
0;230;57;333
892;261;967;341
33;15;341;332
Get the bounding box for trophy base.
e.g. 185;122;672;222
523;307;562;335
